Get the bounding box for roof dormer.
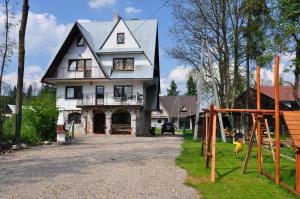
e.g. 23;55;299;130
101;18;140;50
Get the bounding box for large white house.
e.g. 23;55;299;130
42;15;160;136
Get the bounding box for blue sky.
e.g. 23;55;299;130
2;0;293;95
2;0;193;94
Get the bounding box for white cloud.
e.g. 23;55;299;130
168;65;191;82
3;65;43;89
160;65;192;95
0;11;72;56
260;53;295;86
88;0;117;9
125;6;142;16
26;12;72;55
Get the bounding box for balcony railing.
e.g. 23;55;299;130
56;66;100;79
77;92;144;107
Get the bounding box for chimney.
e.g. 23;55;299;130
113;12;120;23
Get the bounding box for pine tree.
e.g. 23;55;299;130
185;76;197;96
26;84;32;100
167;80;179;96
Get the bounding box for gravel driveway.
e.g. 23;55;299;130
0;134;198;199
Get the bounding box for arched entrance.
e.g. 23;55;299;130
94;112;106;134
112;109;131;134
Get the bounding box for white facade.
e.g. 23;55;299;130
102;20;140;49
42;16;159;137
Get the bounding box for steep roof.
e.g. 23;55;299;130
159;96;197;118
42;18;158;82
260;86;300;102
42;22;109;81
78;19;157;64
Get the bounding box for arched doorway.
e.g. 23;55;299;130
94;112;106;134
112;109;131;134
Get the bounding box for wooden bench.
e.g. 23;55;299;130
111;124;131;134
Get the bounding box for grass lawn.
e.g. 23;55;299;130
176;139;298;199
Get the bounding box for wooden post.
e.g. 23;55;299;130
274;55;280;185
296;151;300;194
201;112;207;156
256;65;262;175
211;108;217;182
206;105;214;168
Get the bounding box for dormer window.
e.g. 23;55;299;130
113;58;134;70
77;36;84;46
117;33;125;44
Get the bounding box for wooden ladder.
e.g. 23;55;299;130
242;113;275;174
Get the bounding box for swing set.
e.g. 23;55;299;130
203;55;300;196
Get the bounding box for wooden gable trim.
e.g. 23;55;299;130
41;22;109;82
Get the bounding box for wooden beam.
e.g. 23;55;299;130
264;172;300;197
274;55;280;185
257;65;262;175
265;118;276;162
211;108;217;182
242;119;257;174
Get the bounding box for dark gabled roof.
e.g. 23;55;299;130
159;96;197;118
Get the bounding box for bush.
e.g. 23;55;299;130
23;92;58;141
2;92;58;145
3;115;15;141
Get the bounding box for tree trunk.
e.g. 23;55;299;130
0;0;10;142
0;0;10;95
15;0;29;145
231;1;240;108
293;40;300;109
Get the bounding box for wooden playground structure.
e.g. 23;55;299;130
203;55;300;196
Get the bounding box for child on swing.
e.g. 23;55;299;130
233;132;243;156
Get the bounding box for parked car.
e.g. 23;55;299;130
161;122;175;134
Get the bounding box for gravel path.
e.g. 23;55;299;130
0;134;198;199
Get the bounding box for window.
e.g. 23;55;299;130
66;86;83;99
77;36;84;46
114;85;133;98
96;86;104;99
117;33;125;44
68;59;92;77
68;112;81;124
69;60;77;71
113;58;134;70
158;119;161;123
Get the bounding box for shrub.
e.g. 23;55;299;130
3;115;15;141
2;92;58;145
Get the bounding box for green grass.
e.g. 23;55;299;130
154;128;192;135
176;140;298;199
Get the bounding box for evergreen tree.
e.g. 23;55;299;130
38;84;56;96
185;76;197;96
167;80;179;96
26;84;33;100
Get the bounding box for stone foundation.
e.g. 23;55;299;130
61;107;152;136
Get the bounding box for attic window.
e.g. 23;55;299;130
117;33;125;44
77;36;84;46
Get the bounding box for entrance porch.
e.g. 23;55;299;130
81;106;143;136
